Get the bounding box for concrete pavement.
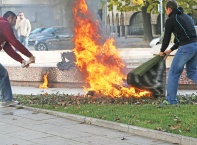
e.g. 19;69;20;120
11;86;197;96
11;86;85;95
0;106;175;145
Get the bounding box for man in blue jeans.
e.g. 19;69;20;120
159;0;197;106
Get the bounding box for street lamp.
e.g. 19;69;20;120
158;0;163;34
103;0;107;32
100;0;108;33
0;0;2;16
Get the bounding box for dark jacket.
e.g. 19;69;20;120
0;17;32;63
161;7;197;52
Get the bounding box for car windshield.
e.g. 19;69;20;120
41;27;72;35
58;29;73;35
42;27;57;33
31;28;45;33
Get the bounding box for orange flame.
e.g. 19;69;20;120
39;73;48;89
73;0;150;98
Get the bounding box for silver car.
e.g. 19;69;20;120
149;26;197;48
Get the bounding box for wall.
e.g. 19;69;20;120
1;0;54;4
0;0;72;30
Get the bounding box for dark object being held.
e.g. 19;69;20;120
127;55;166;97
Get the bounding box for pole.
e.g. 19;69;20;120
104;0;107;32
0;0;2;16
160;0;163;34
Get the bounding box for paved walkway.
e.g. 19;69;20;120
11;86;197;96
0;107;174;145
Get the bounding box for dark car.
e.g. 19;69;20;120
29;27;46;36
29;26;66;45
33;27;74;51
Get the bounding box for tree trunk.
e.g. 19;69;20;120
142;6;153;42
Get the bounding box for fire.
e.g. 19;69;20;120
39;73;48;89
72;0;150;98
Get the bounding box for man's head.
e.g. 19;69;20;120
18;12;24;20
3;11;17;26
165;0;178;16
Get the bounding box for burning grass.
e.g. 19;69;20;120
72;0;151;98
14;93;156;107
14;92;197;108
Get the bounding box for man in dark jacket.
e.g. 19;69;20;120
0;11;35;107
159;0;197;106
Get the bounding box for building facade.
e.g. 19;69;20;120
103;2;197;37
0;0;71;30
0;0;196;36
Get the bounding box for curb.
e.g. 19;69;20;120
20;106;197;145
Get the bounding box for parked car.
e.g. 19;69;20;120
29;27;46;36
33;27;74;51
29;26;66;45
149;26;197;48
149;37;161;48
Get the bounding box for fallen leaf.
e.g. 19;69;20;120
152;139;158;142
170;125;181;130
121;137;127;140
115;118;121;121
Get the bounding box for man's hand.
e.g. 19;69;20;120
159;52;165;56
29;55;35;63
164;49;172;56
159;49;172;60
21;60;29;68
21;55;35;68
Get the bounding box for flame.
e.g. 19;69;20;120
72;0;150;98
39;73;48;89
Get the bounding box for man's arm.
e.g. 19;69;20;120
3;42;24;63
1;21;35;65
26;19;31;36
3;42;34;67
160;19;173;52
15;19;21;30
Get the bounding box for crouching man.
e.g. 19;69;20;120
0;11;35;107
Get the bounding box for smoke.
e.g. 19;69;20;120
85;0;108;39
86;0;102;22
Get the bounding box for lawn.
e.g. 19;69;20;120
14;93;197;138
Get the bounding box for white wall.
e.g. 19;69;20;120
1;0;54;4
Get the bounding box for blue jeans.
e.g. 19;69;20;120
166;42;197;104
18;35;29;48
0;64;13;102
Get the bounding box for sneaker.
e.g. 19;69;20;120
0;100;20;107
158;100;169;108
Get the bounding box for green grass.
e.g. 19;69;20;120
14;94;197;138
